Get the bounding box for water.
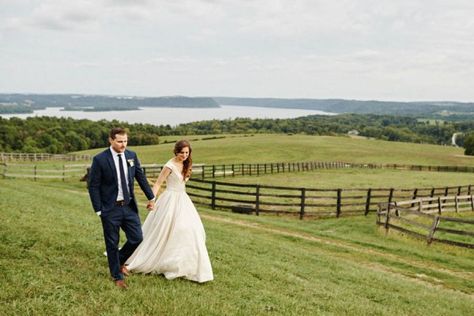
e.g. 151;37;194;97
1;105;334;126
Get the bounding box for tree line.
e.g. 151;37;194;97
0;114;473;154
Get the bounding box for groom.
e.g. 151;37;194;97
88;127;155;289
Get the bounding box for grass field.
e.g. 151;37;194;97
221;168;474;189
1;135;473;315
0;179;472;315
78;134;474;166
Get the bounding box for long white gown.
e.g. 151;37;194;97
126;159;213;283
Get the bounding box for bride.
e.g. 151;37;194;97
125;140;213;283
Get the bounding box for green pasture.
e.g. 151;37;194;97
0;179;473;315
221;168;474;190
77;134;474;167
1;135;473;315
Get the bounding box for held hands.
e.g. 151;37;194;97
146;199;156;211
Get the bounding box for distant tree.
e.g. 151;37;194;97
463;133;474;156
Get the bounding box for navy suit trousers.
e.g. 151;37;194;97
100;204;143;281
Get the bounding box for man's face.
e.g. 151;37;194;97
110;133;128;153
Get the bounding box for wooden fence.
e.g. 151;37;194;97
377;196;474;248
141;160;474;180
183;178;474;219
0;163;90;181
0;152;91;162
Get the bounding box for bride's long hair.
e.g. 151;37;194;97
174;140;192;179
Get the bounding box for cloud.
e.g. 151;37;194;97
1;0;474;100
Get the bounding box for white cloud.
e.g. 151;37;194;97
1;0;474;100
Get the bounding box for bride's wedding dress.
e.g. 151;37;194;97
126;159;213;283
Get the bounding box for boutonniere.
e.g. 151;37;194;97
127;159;135;167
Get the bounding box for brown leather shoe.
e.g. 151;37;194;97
120;265;130;277
115;279;128;289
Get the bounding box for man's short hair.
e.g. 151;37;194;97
109;127;128;140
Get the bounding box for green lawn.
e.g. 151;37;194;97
2;135;474;315
221;168;474;190
78;134;474;166
0;179;472;315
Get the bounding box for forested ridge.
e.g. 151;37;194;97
2;94;474;119
1;114;473;154
0;94;219;113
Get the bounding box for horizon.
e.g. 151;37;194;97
1;92;473;104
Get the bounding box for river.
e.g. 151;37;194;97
0;105;334;126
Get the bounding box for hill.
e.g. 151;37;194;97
1;134;473;314
214;97;474;118
2;93;474;118
0;94;219;113
80;134;473;167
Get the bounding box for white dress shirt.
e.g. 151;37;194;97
110;147;130;201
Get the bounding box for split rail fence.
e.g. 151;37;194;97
0;163;89;181
184;179;474;219
0;152;91;162
141;161;474;180
377;196;474;248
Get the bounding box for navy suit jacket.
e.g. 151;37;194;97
88;148;154;215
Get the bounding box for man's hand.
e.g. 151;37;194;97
146;199;155;211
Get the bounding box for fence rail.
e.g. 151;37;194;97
1;163;90;181
140;161;474;180
377;196;474;248
0;152;91;162
185;178;474;219
3;162;474;220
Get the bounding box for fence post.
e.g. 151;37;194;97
201;165;205;180
384;202;392;230
255;185;260;216
34;165;37;181
212;165;216;178
438;196;442;214
211;182;216;210
364;189;372;215
336;189;342;218
388;188;394;204
429;188;435;205
271;163;274;174
455;195;459;213
411;188;418;207
241;163;244;176
300;188;306;220
257;164;260;176
232;164;235;177
471;194;474;211
427;216;440;245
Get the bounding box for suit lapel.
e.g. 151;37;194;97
124;150;133;183
105;149;118;182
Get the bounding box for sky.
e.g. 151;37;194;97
1;0;474;102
